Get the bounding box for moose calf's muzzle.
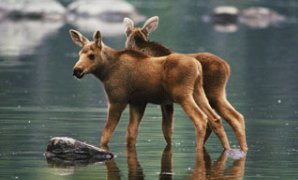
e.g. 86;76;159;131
73;68;84;79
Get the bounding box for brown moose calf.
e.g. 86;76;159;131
69;29;230;151
123;16;247;152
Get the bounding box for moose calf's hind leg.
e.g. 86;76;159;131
161;104;174;145
179;97;208;151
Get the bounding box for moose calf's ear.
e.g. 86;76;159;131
93;30;102;48
142;16;159;34
123;17;134;37
69;29;89;47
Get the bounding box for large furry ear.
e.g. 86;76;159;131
69;29;89;47
142;16;159;34
93;30;102;48
123;17;134;37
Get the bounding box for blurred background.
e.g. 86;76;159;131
0;0;297;179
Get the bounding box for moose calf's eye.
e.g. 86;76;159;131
88;54;95;60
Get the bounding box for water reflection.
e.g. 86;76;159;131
159;145;173;180
46;150;110;177
46;145;246;179
46;157;103;169
122;146;246;180
187;149;246;180
0;19;63;57
126;146;145;180
105;159;121;180
0;0;143;57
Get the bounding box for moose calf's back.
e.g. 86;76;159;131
103;52;200;104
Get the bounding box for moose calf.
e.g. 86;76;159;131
123;16;247;152
69;29;230;151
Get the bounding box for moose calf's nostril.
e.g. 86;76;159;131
73;68;83;78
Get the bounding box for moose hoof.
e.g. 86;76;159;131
225;149;246;160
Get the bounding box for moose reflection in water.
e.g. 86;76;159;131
46;146;246;179
187;149;246;180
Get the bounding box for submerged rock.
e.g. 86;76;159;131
45;137;113;164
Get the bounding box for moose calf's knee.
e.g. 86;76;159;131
196;122;207;133
240;114;246;128
213;117;223;125
235;113;246;130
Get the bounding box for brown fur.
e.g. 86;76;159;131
132;31;172;56
69;29;231;151
124;18;247;152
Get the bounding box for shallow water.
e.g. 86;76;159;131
1;0;298;179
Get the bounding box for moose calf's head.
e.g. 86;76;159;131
69;29;103;79
123;16;159;50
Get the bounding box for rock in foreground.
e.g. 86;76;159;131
45;137;113;163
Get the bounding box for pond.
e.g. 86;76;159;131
0;0;298;179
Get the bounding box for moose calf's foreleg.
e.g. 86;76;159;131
196;95;231;150
204;124;213;143
161;104;174;145
194;77;231;150
100;103;127;148
212;97;248;152
126;104;146;147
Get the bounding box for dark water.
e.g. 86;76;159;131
1;0;298;179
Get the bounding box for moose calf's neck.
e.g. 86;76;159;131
93;45;119;81
133;34;172;57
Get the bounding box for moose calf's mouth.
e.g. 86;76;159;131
73;68;84;79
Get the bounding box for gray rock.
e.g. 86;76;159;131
204;6;287;33
66;0;144;36
45;137;113;164
240;7;286;28
211;6;239;25
0;0;65;20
